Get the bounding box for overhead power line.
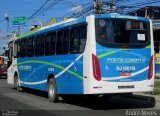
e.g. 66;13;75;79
125;0;160;6
28;0;50;20
124;0;160;14
31;0;61;19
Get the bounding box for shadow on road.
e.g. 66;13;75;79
12;87;48;98
60;94;156;110
13;87;156;110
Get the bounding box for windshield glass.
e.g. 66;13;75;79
95;18;150;48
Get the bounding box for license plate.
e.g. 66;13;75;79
120;72;131;76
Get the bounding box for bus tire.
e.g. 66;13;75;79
48;78;58;102
14;75;23;92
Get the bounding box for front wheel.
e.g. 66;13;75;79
48;78;58;102
14;75;23;91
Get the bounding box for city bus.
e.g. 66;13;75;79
0;56;8;66
7;14;155;102
0;56;8;77
0;56;5;65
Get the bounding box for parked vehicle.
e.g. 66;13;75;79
0;64;7;78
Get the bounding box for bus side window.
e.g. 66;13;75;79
45;32;56;56
45;33;52;55
8;42;13;67
17;41;20;58
14;41;17;58
35;36;40;56
23;39;27;57
19;40;22;57
56;31;63;55
40;35;45;56
27;37;34;57
20;39;27;58
70;28;79;54
35;35;45;56
70;24;87;54
79;25;87;53
63;29;69;54
51;32;56;55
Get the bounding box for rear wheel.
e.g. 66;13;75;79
48;78;58;102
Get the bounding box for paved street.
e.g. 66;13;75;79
0;78;159;116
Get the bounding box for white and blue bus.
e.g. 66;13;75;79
7;14;155;102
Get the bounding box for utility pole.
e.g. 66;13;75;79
145;7;148;18
5;14;10;35
94;0;103;14
109;0;115;13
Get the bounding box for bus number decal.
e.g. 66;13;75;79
48;68;55;72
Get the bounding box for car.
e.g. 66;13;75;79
0;64;7;78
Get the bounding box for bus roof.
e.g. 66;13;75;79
16;13;150;40
17;17;86;40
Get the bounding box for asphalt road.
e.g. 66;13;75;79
0;78;159;116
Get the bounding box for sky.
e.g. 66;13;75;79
0;0;90;35
0;0;160;54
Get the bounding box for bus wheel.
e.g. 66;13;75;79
48;78;58;102
14;75;23;92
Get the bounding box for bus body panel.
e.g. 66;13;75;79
83;15;97;94
7;41;18;85
17;55;84;94
96;44;151;82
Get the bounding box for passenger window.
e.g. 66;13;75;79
45;32;56;56
17;41;20;58
27;37;34;57
24;39;27;57
8;42;13;60
20;39;27;57
79;25;87;53
35;35;45;56
40;35;45;56
63;29;69;54
56;31;63;55
70;28;79;54
70;24;87;54
14;41;17;58
56;29;69;55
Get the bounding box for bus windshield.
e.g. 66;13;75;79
95;18;150;48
